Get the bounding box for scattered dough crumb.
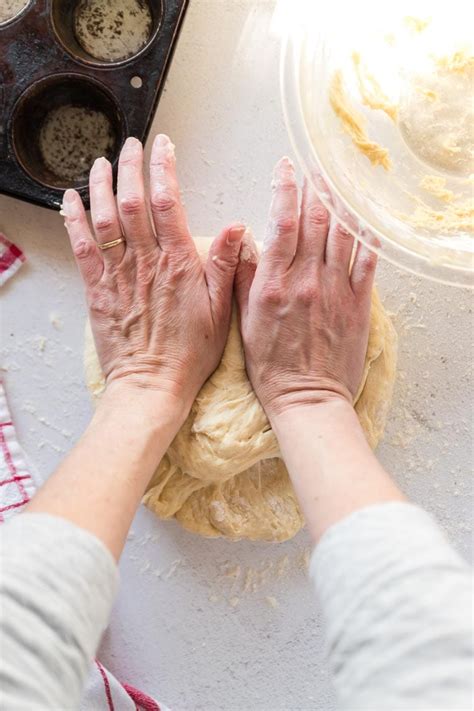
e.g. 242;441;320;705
229;596;240;608
165;559;182;579
265;596;279;609
49;313;63;330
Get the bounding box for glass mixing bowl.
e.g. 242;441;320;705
279;0;473;287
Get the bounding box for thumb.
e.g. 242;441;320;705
234;230;258;324
206;224;246;321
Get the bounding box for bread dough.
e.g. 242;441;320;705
84;238;398;542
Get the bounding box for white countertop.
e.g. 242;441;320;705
1;2;472;709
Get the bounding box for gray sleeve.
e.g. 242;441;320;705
310;502;473;711
0;513;118;711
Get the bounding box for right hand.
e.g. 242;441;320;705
63;135;245;418
234;157;378;422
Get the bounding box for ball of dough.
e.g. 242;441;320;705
84;238;397;542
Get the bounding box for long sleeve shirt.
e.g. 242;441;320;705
1;504;472;710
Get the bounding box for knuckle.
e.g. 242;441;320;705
259;285;283;306
73;239;95;260
88;291;110;316
119;153;139;167
357;251;377;276
306;205;329;229
334;225;353;243
89;173;107;187
211;250;238;273
151;190;178;214
120;194;144;216
296;284;318;305
273;177;297;194
273;216;298;236
94;214;116;234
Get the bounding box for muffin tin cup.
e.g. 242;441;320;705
12;74;126;190
0;0;188;210
51;0;163;68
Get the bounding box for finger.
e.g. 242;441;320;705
149;134;192;253
62;189;103;286
117;137;156;252
89;157;125;263
296;177;330;265
350;240;378;296
206;224;246;321
325;222;355;275
234;230;258;323
261;157;299;272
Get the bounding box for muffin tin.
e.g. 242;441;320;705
0;0;188;210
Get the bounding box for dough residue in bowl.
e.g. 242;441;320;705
329;71;392;170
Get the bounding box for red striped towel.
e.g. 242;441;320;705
0;234;25;287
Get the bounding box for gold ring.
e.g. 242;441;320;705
98;237;125;251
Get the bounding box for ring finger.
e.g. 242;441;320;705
89;156;125;264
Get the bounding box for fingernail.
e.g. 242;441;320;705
227;224;246;243
155;134;171;147
122;136;142;153
63;189;76;204
272;156;295;190
92;156;109;170
154;134;175;162
275;156;294;174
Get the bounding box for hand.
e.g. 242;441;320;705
235;157;377;421
63;134;245;415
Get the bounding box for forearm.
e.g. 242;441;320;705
271;398;404;543
310;503;473;710
27;383;188;559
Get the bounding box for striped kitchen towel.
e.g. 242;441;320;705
0;233;25;287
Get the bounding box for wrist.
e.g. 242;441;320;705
266;388;354;429
97;380;191;434
270;396;359;442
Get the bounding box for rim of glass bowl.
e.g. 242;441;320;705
280;33;474;289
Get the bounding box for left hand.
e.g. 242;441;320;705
62;134;245;414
